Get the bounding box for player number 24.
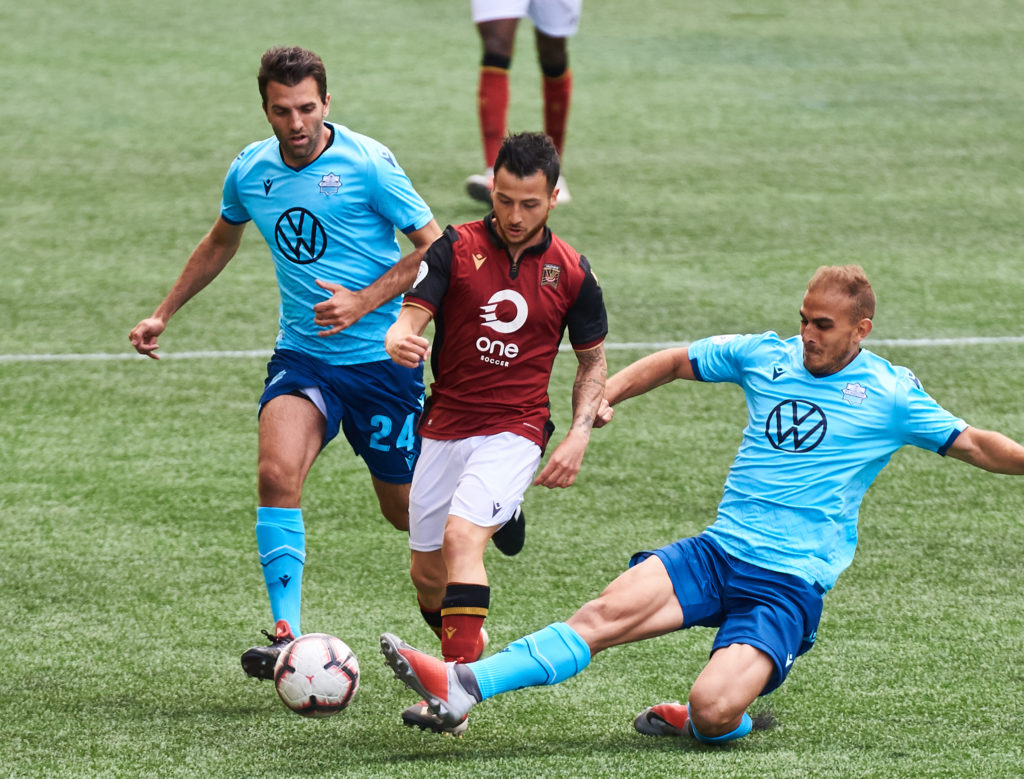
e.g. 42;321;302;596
369;413;416;452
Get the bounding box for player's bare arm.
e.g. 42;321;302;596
128;216;246;360
595;347;694;428
946;426;1024;475
314;219;442;336
384;304;433;369
534;343;607;489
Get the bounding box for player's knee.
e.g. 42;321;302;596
257;459;302;504
687;684;742;735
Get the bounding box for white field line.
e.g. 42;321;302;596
2;336;1024;364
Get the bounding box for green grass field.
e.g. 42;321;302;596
3;1;1023;776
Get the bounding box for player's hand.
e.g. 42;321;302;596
129;317;166;360
386;333;431;369
594;398;614;428
313;279;366;336
533;430;589;489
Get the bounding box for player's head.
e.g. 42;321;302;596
490;133;560;252
494;132;561;193
258;46;328;107
800;265;875;376
258;47;331;168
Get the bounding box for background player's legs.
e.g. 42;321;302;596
475;18;518;168
466;18;519;202
534;29;571;161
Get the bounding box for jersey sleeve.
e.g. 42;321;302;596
367;142;434;234
219;148;253;225
403;225;456;315
565;256;608;349
895;368;967;454
687;333;764;383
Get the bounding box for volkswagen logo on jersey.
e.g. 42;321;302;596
274;207;327;264
477;289;528;367
479;290;528;334
765;400;827;452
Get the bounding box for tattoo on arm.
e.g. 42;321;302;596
570;345;608;435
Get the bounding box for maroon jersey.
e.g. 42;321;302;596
404;217;607;448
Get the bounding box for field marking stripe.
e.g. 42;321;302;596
3;336;1024;364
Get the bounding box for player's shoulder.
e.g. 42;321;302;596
856;348;924;390
225;136;282;184
327;123;398;167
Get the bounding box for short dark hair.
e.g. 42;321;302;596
493;132;561;191
258;46;328;106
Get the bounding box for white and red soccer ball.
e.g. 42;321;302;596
273;633;359;718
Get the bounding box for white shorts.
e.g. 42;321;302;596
408;432;542;552
471;0;582;37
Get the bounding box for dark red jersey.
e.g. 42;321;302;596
403;217;607;447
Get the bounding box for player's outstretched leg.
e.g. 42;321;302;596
241;619;295;680
381;633;481;730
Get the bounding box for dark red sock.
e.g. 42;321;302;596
440;582;490;662
478;67;509;167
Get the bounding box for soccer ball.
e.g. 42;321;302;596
273;633;359;718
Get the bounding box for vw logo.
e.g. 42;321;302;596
765;400;827;452
275;207;327;264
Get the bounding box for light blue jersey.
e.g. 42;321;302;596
689;332;965;591
221;123;433;365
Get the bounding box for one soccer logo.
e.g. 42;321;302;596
479;290;528;334
765;400;827;452
275;208;327;264
477;289;528;367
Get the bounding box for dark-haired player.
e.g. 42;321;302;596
386;131;607;734
129;46;441;679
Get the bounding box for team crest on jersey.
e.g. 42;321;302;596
841;382;867;406
540;263;561;288
318;173;341;195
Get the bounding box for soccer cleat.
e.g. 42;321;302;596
380;632;478;730
240;619;295;680
464;169;494;205
633;701;694;737
491;505;525;556
401;700;470;736
554;174;571;205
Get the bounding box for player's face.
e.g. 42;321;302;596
800;287;872;376
491;168;557;256
263;77;331;168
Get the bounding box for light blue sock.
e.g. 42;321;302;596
255;507;305;636
687;704;753;744
468;622;591;701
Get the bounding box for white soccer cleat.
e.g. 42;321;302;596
380;632;478;730
555;174;571;204
465;168;494;205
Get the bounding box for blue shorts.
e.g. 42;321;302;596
259;349;424;484
630;533;824;695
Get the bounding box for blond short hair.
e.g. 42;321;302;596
807;265;875;322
